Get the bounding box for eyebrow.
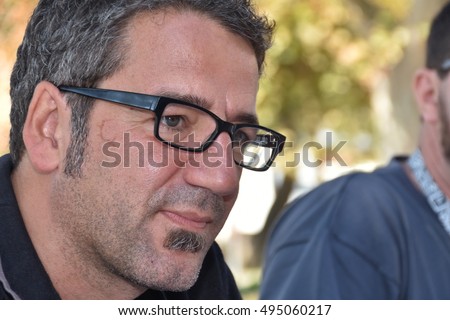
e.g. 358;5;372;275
157;90;260;125
234;112;259;126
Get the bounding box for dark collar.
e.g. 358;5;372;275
0;154;60;299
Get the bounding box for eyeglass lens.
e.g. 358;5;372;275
233;127;278;170
159;103;217;149
159;102;278;169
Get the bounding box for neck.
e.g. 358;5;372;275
419;130;450;198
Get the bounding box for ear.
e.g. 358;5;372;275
413;69;441;123
22;81;70;174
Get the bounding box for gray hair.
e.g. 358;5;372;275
9;0;275;176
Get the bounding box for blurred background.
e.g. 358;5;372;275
0;0;447;298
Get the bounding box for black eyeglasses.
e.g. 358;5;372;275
436;59;450;78
441;59;450;71
59;86;286;171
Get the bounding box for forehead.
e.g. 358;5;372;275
103;9;260;120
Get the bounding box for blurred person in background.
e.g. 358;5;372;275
261;1;450;299
0;0;286;299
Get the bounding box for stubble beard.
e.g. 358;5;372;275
438;93;450;163
50;169;226;294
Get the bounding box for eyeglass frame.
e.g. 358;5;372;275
435;59;450;78
58;86;286;171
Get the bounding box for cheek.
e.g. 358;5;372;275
95;125;168;171
85;139;179;203
106;143;182;199
99;119;126;141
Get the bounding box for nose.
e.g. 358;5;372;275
182;131;241;199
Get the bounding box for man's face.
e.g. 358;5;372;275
438;77;450;163
51;10;259;292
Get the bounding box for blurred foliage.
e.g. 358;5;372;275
255;0;413;165
0;0;37;155
0;0;37;60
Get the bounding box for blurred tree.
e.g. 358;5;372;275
246;0;411;265
242;0;448;272
0;0;37;154
256;0;412;161
0;0;36;57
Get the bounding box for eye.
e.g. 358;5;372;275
234;128;259;146
234;130;250;143
161;115;183;129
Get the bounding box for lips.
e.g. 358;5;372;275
161;210;212;229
